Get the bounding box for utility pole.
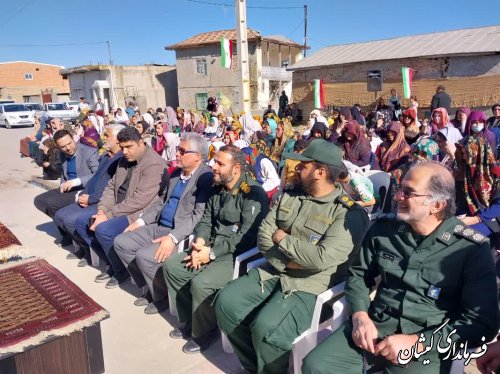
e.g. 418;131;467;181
303;5;308;57
106;40;117;109
236;0;251;114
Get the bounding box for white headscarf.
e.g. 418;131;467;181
163;132;179;162
240;114;261;143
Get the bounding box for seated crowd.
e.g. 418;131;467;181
29;91;500;373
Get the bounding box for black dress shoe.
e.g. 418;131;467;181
77;259;88;267
144;300;168;315
182;330;219;354
169;324;192;340
94;272;111;283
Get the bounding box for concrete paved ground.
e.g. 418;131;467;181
0;127;240;374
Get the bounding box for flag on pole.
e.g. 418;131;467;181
313;79;324;109
220;37;233;69
402;67;414;99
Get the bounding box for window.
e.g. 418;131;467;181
24;73;33;80
281;60;289;68
195;93;208;111
196;59;207;75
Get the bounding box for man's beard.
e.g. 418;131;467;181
299;172;315;195
214;169;234;186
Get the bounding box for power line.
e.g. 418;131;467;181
286;20;303;38
308;37;329;47
184;0;303;9
0;0;38;28
0;41;107;47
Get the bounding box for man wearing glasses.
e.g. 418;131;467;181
114;133;213;314
303;162;499;373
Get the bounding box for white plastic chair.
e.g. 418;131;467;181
290;282;347;373
222;247;263;354
365;170;391;221
168;234;194;317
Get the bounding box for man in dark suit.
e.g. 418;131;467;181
74;127;166;289
53;124;125;264
114;133;213;314
34;129;100;244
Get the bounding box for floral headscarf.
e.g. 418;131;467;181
250;131;271;156
413;137;439;160
457;135;497;215
270;119;294;162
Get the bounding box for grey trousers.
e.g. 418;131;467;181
114;224;172;301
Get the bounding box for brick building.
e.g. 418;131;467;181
0;61;70;103
288;25;500;115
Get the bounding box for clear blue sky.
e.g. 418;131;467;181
1;0;498;68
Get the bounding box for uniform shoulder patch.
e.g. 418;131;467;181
453;224;487;244
336;194;356;209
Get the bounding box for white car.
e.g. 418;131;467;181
43;102;79;124
64;101;80;112
0;103;35;128
24;102;46;119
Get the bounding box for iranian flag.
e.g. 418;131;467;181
313;79;324;109
402;67;414;99
220;37;233;69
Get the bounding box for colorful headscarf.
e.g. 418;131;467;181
413;137;439;160
379;121;411;172
458;135;497;215
79;118;100;148
270;120;294;162
250;131;271;157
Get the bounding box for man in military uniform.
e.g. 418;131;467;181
163;145;269;354
303;162;500;373
214;139;369;373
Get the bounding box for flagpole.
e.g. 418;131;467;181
236;0;251;114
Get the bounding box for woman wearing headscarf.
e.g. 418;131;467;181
163;132;179;168
463;110;496;152
451;107;471;135
78;118;101;149
204;117;219;138
242;147;280;201
223;131;238;146
240;113;261;143
456;136;500;239
249;131;271;157
330;107;352;142
401;108;420;145
190;112;206;135
336;120;373;168
390;137;440;189
262;118;278;145
377;121;411;172
165;106;180;133
351;105;366;126
135;120;152;146
269;119;295;167
151;122;167;158
114;107;129;124
430;107;462;144
310;122;327;140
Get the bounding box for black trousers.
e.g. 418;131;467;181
34;188;79;219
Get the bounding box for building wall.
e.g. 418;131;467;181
292;54;500;115
0;61;69;103
175;41;301;114
66;65;178;111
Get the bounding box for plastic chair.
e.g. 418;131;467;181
290;282;347;374
168;234;194;317
365;170;390;221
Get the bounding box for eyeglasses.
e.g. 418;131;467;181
176;146;198;156
395;187;432;200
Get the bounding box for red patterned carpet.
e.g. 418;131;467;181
0;258;109;357
0;222;22;261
